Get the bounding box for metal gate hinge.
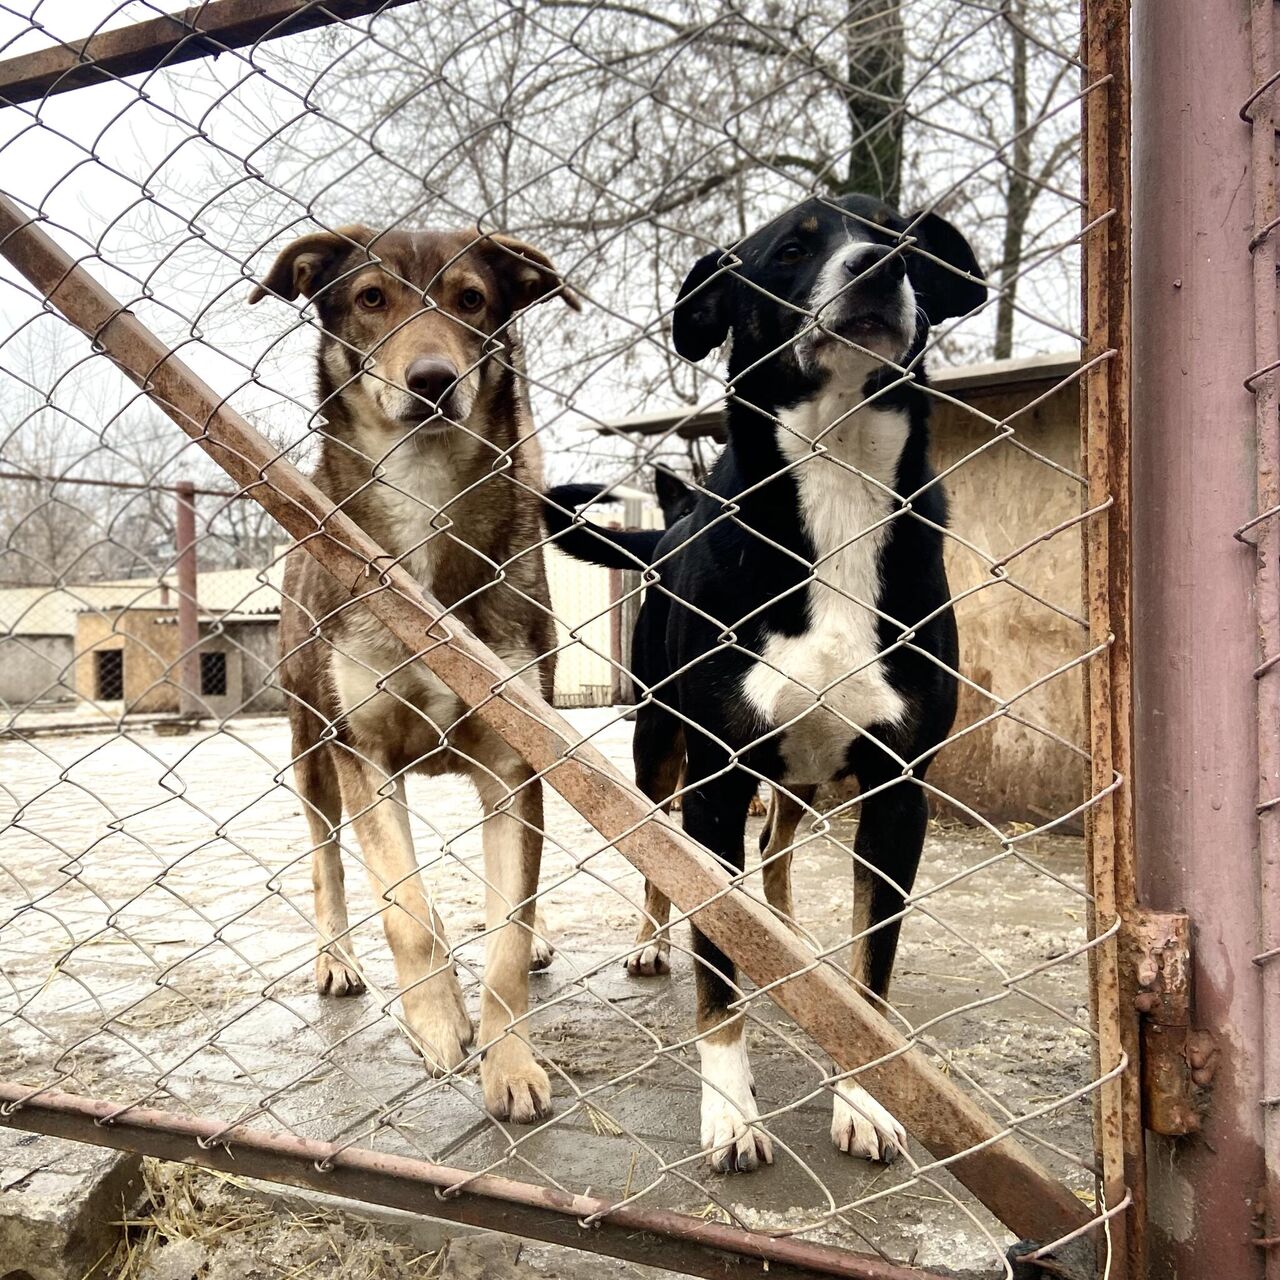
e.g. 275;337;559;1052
1127;908;1217;1136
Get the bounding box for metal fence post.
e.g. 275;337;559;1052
175;479;200;717
1132;1;1267;1274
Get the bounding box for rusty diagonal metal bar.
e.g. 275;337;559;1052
0;1082;945;1280
0;0;422;107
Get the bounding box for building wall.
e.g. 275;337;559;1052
0;634;75;708
74;610;285;719
75;608;182;714
547;545;619;707
222;617;286;714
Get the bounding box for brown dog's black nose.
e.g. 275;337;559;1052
405;357;458;406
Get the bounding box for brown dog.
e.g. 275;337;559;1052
250;224;578;1123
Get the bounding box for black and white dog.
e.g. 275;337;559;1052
546;193;985;1172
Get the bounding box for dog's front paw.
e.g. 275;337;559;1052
831;1081;906;1162
316;950;365;997
699;1033;771;1173
402;978;474;1076
625;937;670;977
482;1037;552;1123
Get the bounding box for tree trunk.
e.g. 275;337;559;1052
994;0;1031;360
842;0;905;203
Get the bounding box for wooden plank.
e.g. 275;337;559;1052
0;194;1094;1247
592;353;1081;442
0;0;420;106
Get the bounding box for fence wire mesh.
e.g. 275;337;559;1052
0;2;1123;1276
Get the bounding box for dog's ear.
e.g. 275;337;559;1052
672;249;732;361
905;211;987;322
248;226;376;304
653;466;692;517
479;234;581;311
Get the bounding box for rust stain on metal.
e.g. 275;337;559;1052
1081;0;1142;1275
0;0;421;107
0;195;1093;1247
1128;910;1212;1137
0;1083;941;1280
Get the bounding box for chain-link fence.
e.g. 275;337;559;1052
0;3;1133;1277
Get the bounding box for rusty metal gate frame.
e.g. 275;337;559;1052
1082;1;1143;1277
0;1;1142;1276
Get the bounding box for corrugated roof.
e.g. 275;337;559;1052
0;562;286;637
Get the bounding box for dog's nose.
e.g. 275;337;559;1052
845;244;906;284
404;357;459;405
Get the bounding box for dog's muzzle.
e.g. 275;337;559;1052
403;356;461;420
815;246;913;357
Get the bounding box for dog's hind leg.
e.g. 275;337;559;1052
627;706;684;977
333;752;473;1075
472;760;552;1123
528;906;555;972
758;784;816;930
296;739;365;998
682;750;773;1174
829;774;927;1164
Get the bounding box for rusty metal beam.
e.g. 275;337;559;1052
0;1083;942;1280
1081;1;1142;1277
0;194;1094;1247
0;468;242;499
1244;2;1280;1275
0;0;420;107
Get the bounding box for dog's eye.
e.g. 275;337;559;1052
459;287;485;311
777;242;807;264
357;286;386;311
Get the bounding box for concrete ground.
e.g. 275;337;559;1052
0;708;1097;1276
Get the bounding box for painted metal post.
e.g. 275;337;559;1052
175;480;200;717
1132;1;1267;1275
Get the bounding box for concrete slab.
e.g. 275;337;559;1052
0;1128;141;1280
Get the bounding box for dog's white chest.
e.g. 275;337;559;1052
334;437;466;738
371;442;458;580
741;398;910;782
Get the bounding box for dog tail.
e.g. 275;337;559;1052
543;484;664;570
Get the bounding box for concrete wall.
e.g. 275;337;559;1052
0;634;75;708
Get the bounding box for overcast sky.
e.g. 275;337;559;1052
0;1;1082;498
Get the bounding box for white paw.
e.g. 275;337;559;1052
699;1033;773;1173
625;937;670;977
831;1081;906;1163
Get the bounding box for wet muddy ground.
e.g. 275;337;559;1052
0;709;1097;1276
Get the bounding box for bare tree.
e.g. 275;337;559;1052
188;0;1080;488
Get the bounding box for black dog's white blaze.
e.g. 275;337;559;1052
742;243;917;784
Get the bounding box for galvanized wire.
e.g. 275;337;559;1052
0;2;1118;1277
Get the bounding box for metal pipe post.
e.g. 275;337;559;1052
1132;1;1267;1274
175;479;200;717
